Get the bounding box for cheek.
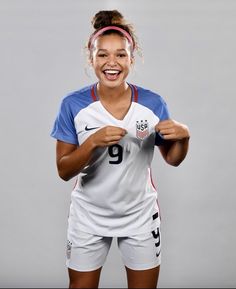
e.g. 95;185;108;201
123;62;132;72
122;56;133;67
91;57;104;69
93;63;104;78
90;59;100;72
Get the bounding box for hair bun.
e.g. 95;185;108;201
92;10;125;29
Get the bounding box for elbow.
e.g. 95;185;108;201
58;168;71;182
167;160;181;167
170;161;182;167
60;175;71;182
166;156;184;167
57;159;74;181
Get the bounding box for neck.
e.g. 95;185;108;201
97;82;130;102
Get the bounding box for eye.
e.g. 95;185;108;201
117;53;127;58
97;53;107;58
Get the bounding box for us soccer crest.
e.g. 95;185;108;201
136;120;149;140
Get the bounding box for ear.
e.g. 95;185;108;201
88;55;94;67
130;56;135;66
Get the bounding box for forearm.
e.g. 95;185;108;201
162;137;190;166
57;137;96;181
56;126;127;181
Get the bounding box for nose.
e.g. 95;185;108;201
107;55;117;66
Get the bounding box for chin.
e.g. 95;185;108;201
105;81;121;88
102;77;126;88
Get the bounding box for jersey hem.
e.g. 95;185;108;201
75;221;161;238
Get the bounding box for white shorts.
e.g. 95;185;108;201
66;226;161;272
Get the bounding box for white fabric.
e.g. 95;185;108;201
70;101;160;236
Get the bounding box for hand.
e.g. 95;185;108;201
155;119;190;141
89;126;127;148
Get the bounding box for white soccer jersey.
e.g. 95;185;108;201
51;83;170;237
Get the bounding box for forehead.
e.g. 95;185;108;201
93;33;130;50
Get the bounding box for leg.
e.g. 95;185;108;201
66;227;112;288
68;267;102;288
125;265;160;289
118;225;161;289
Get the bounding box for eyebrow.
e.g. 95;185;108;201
97;49;127;52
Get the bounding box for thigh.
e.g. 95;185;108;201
125;265;160;289
118;227;161;271
66;229;112;286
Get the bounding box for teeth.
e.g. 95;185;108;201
104;70;120;74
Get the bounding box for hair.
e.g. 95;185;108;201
87;10;139;55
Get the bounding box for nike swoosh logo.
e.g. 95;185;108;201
85;125;99;131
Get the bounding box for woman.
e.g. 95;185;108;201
51;10;190;289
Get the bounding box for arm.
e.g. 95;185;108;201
155;119;190;166
56;126;127;181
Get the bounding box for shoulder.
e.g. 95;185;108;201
62;84;93;105
134;84;168;109
60;84;94;117
132;84;170;120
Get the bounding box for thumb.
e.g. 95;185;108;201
155;123;160;132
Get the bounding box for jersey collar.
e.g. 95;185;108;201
91;83;138;102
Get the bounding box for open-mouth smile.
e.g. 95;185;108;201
103;69;121;81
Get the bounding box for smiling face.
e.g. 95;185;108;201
90;33;134;89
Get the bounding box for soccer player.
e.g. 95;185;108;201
51;10;190;288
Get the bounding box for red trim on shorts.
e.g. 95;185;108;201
72;179;78;190
150;168;162;221
150;168;157;190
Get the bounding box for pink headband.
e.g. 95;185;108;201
88;26;134;51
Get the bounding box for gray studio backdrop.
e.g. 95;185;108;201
0;0;235;287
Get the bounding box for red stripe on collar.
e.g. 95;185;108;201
91;84;97;101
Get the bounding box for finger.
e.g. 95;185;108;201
159;128;175;135
116;128;127;136
107;140;121;146
106;127;127;136
104;135;124;143
156;121;173;131
162;133;186;141
161;134;177;140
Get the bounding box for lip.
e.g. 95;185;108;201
102;69;121;73
102;69;122;81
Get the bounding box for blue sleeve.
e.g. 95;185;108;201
50;98;79;145
154;97;170;146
